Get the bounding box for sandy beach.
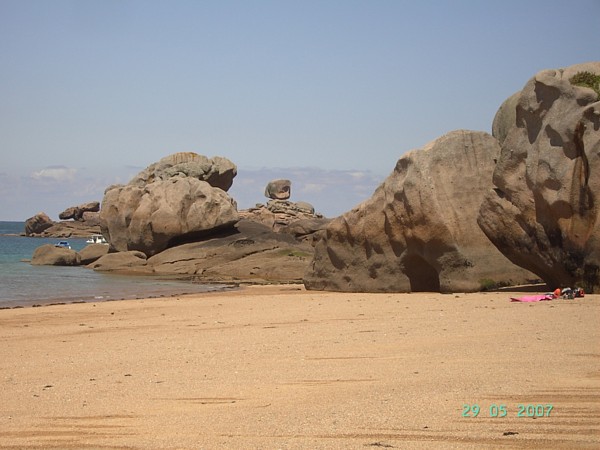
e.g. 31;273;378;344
0;285;598;449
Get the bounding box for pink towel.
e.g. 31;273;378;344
510;294;554;302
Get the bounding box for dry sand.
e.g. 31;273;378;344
0;285;598;449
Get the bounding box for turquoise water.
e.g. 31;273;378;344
0;221;224;308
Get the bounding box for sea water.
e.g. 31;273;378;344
0;221;223;308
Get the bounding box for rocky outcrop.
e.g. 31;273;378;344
24;212;54;236
129;152;236;191
100;152;239;256
265;179;291;199
278;217;331;243
78;243;110;265
88;251;149;273
38;220;102;238
491;92;520;145
145;220;313;283
26;203;103;238
304;130;535;293
31;244;81;266
478;62;600;292
30;243;107;266
85;220;314;283
81;211;101;227
59;201;100;221
239;200;327;236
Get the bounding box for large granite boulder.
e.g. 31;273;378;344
478;62;600;292
78;243;110;265
304;130;534;293
31;244;81;266
59;201;100;221
265;179;291;200
24;212;54;236
100;152;239;256
129;152;236;191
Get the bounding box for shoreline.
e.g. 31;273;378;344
0;278;242;310
0;278;551;310
0;286;598;449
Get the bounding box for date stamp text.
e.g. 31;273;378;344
462;403;553;418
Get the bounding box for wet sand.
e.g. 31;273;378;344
0;285;598;449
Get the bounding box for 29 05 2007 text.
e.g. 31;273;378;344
462;404;553;418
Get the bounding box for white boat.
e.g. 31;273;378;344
86;234;108;244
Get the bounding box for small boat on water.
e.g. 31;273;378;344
55;241;72;249
86;234;108;244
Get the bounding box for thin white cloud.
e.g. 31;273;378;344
300;183;326;194
31;166;77;182
348;171;367;180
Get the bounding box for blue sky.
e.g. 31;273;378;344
0;0;598;220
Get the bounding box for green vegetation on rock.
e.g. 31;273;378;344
478;278;511;292
569;71;600;99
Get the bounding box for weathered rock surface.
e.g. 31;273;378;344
26;202;103;238
38;220;102;238
31;244;81;266
239;200;326;233
304;130;535;293
145;220;313;283
25;212;54;236
278;217;331;243
100;152;239;256
81;211;101;227
478;62;600;292
129;152;237;192
87;220;314;283
88;251;149;273
78;243;110;265
491;91;520;145
59;201;100;221
265;179;291;199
